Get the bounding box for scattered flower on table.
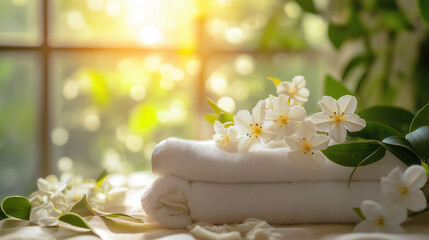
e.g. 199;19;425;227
354;200;406;234
30;202;62;227
276;75;309;106
285;120;330;166
311;95;366;143
380;165;427;212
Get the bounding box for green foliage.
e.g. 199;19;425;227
379;140;421;166
357;106;413;135
342;54;373;81
324;75;354;99
59;213;92;230
348;121;402;141
410;103;429;132
100;213;143;223
322;142;384;167
295;0;317;14
405;126;429;160
69;194;96;217
353;207;365;220
267;77;281;86
95;170;108;188
418;0;429;25
327;9;365;49
0;203;8;220
1;196;31;220
205;98;234;125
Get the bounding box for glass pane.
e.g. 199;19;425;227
0;52;41;199
204;52;333;127
203;0;325;50
49;0;198;48
0;0;42;46
50;52;201;178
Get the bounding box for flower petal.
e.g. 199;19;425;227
343;113;366;132
383;204;407;225
233;110;252;133
37;178;52;193
285;135;302;150
287;150;307;162
283;122;297;136
295;88;310;100
403;165;427;191
292;75;306;88
354;220;379;233
384;167;404;187
265;109;279;121
361;200;382;221
277;82;291;97
288;106;306;121
237;136;255;153
311;151;327;167
383;225;405;234
319;96;339;114
252;100;266;124
404;190;427;212
338;95;357;113
296;120;316;140
328;123;347;143
274;95;290;115
311;135;330;150
38;217;59;227
214;121;226;135
310;112;332;131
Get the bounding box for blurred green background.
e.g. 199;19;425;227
0;0;428;199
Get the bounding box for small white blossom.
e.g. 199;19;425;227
354;200;406;233
381;166;427;212
30;202;62;227
29;175;68;211
37;175;67;194
265;95;306;141
285;120;330;165
234;101;275;153
311;95;366;143
276;76;309;105
90;177;127;211
213;121;239;152
264;94;276;110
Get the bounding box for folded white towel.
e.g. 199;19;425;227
141;175;381;228
152;138;406;183
142;138;406;228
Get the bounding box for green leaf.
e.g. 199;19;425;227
1;196;31;220
327;10;365;49
421;161;429;176
95;170;108;188
358;106;414;135
418;0;429;25
410;103;429;132
324;75;353;99
379;141;421;166
348;121;402;141
206;98;235;124
204;114;217;125
59;213;92;229
295;0;317;13
69;194;95;217
322;142;384;167
347;146;386;185
405;126;429;160
207;98;223;115
353;208;366;220
267;77;281;86
382;136;420;156
0;203;7;220
100;213;144;223
342;54;372;81
218;112;233;124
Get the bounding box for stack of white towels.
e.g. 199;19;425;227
141;138;406;228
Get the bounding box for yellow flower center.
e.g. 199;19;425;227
248;123;262;138
398;186;408;195
376;217;384;226
278;116;288;127
331;111;344;124
289;86;297;96
301;140;313;155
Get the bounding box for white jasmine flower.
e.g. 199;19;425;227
37;175;67;194
381;165;427;212
213;121;239;152
264;94;276;110
311;95;366;143
276;75;309;105
354;200;406;233
265;95;306;141
90;178;127;211
30;202;62;227
234;100;275;153
29;190;68;211
65;182;96;204
285;120;330;165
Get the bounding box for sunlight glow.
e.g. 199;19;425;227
125;135;143;152
63;80;80;100
225;27;244;44
52;127;69;146
87;0;104;11
58;157;73;172
105;0;122;18
207;72;228;95
138;25;162;45
84;114;101;132
130;84;146;101
233;54;255;76
217;96;235;113
67;11;86;30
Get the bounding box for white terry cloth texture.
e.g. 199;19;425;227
141;175;381;228
152;138;407;183
143;138;406;228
